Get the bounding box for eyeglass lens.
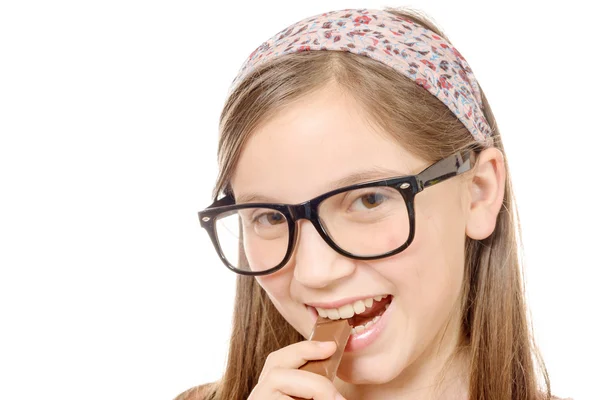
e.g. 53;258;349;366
213;185;410;272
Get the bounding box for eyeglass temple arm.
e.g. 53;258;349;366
207;193;235;209
415;149;474;192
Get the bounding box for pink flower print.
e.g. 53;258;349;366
440;43;449;49
394;16;413;24
348;30;366;37
432;34;442;40
452;47;466;61
294;24;308;35
420;59;436;71
279;27;294;40
458;69;472;86
297;45;311;52
438;76;453;89
416;78;431;90
354;15;372;25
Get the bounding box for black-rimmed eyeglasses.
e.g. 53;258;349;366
198;149;476;276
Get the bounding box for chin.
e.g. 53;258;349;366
336;353;408;385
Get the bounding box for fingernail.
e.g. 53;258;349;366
317;341;336;349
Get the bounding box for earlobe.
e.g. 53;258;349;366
465;147;506;240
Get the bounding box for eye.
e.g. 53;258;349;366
351;192;387;210
255;211;286;226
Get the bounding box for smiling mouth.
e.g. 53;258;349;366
309;295;392;334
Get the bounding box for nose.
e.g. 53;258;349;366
291;220;356;288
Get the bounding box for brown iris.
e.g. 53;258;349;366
264;212;285;225
361;193;385;209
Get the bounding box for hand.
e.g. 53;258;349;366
248;340;346;400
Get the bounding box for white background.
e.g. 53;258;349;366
0;1;597;399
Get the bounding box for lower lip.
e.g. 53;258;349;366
345;298;393;352
307;297;393;353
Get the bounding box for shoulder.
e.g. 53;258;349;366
173;383;216;400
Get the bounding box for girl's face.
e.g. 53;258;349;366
230;84;472;386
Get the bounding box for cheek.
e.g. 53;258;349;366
255;267;299;324
256;271;312;338
255;271;291;303
376;196;466;325
412;187;467;281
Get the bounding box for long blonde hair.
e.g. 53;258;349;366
184;7;551;400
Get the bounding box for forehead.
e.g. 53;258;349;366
230;85;425;204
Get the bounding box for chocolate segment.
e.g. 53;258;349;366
299;316;351;380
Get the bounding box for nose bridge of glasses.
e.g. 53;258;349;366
287;200;317;223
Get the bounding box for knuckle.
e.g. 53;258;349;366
262;365;281;383
263;351;278;368
261;367;273;383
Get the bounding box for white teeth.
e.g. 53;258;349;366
313;294;390;323
326;308;341;320
366;315;380;329
316;308;328;318
353;300;366;314
349;314;383;335
385;303;390;310
338;304;354;319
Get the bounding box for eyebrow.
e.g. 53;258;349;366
235;166;408;204
331;167;406;189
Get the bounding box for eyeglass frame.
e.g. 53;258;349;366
198;148;477;276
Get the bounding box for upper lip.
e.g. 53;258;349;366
304;294;390;310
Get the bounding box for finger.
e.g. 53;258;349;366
261;340;337;378
248;387;294;400
267;368;343;400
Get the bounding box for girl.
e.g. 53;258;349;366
179;6;565;400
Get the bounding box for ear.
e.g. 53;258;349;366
465;147;506;240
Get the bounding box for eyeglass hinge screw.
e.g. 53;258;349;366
202;217;211;222
400;183;411;189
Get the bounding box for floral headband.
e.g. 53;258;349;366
231;8;493;145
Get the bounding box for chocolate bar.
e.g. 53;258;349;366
299;316;351;380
